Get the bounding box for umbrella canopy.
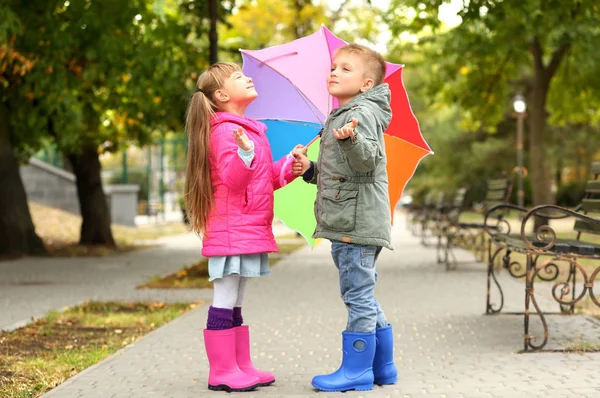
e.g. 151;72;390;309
241;25;432;246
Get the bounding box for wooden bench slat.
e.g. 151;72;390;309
580;199;600;213
574;220;600;235
591;162;600;175
584;180;600;194
487;180;509;189
485;191;508;201
483;200;504;208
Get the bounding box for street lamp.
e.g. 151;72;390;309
513;94;527;209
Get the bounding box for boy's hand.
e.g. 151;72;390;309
291;144;308;158
233;127;253;151
291;145;310;176
333;118;358;140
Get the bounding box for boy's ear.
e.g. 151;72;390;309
215;89;229;103
360;78;375;92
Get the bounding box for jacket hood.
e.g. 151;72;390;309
331;83;392;125
211;111;266;134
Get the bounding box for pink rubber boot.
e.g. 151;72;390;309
204;329;260;392
235;325;276;386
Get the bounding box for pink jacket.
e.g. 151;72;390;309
201;112;296;257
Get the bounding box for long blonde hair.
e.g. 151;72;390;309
185;62;242;236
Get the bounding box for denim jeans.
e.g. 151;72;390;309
331;241;388;333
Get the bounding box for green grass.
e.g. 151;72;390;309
0;301;196;398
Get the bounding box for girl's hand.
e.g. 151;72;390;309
292;152;311;176
233;127;253;151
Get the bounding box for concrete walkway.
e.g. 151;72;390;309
32;214;600;397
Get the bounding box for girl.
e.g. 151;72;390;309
185;62;297;393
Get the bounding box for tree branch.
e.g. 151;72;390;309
482;49;513;101
545;41;571;83
529;36;545;78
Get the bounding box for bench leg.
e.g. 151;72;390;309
486;245;505;314
559;261;577;314
524;253;533;351
524;254;550;352
446;230;457;271
420;221;428;246
475;231;486;262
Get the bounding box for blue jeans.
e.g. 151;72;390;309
331;241;388;333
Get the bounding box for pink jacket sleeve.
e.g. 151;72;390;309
211;123;256;192
272;154;298;191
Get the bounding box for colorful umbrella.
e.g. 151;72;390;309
241;25;432;246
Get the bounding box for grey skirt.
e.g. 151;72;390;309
208;253;270;282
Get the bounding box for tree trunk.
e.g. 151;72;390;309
528;37;570;231
0;103;46;257
528;84;554;231
67;146;116;247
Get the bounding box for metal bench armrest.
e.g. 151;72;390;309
520;204;600;251
483;203;528;237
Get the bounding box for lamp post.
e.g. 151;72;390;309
513;94;527;209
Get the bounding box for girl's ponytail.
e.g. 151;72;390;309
185;90;215;236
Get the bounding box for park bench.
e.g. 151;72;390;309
420;192;447;247
409;192;446;246
407;192;434;235
484;162;600;351
435;177;513;270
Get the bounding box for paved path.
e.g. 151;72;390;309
37;214;600;397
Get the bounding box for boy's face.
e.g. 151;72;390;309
327;52;374;106
217;70;258;106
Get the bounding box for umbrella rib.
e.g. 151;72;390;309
322;26;337;116
242;51;326;124
261;51;299;63
385;134;435;155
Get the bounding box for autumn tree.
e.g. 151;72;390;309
0;4;46;257
2;0;199;250
386;0;600;219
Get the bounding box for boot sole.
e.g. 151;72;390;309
208;383;260;392
375;375;398;385
259;379;275;387
312;383;373;392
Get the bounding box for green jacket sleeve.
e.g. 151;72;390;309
336;109;384;173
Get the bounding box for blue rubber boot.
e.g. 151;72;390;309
373;324;398;385
311;331;376;392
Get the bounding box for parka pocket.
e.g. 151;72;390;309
321;188;358;232
242;188;252;214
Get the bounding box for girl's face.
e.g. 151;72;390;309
219;70;258;106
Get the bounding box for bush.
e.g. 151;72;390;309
107;171;149;203
556;181;586;208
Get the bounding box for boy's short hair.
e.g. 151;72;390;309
334;44;386;85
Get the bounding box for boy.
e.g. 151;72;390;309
292;44;398;392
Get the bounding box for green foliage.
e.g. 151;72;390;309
386;0;600;202
0;3;21;41
3;0;198;159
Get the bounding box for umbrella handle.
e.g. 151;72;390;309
279;154;295;187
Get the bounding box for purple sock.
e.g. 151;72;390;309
233;307;243;327
207;306;233;330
